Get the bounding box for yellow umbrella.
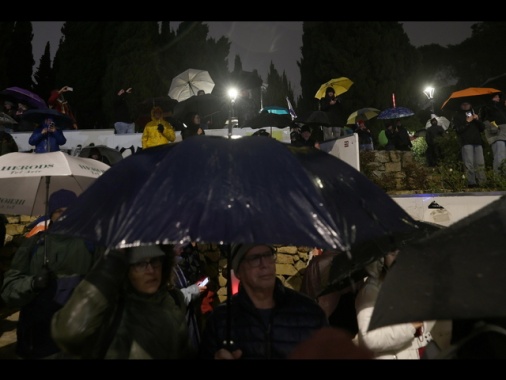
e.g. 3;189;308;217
315;77;354;99
346;108;381;125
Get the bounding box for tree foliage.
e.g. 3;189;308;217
298;21;422;125
3;21;506;134
6;21;34;90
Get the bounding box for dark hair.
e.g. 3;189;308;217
252;129;270;137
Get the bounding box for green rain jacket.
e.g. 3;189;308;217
51;252;195;359
1;233;99;358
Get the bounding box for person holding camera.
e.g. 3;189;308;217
452;101;487;188
141;106;176;149
354;120;374;151
48;86;78;130
28;117;67;153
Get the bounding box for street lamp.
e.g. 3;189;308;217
423;86;435;113
227;88;238;139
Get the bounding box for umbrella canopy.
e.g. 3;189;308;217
0;86;47;109
296;111;331;127
242;113;292;129
173;93;227;122
260;106;290;115
51;136;419;250
315;77;354;99
377;106;414;120
168;69;215;102
0;112;17;125
21;108;74;129
0;151;110;216
78;145;124;166
320;221;443;296
347;108;381;125
441;87;502;111
425;115;450;130
369;195;506;331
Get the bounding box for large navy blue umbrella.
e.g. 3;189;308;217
51;135;421;350
51;136;419;251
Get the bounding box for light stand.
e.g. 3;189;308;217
227;88;238;139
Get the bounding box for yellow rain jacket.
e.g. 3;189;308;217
142;106;176;149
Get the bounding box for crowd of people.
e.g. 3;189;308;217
1;84;506;359
6;219;498;360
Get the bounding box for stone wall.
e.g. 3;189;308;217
360;150;419;192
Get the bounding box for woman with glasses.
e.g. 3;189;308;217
51;245;195;359
199;243;328;359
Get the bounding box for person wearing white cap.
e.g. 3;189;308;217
199;243;328;359
51;245;195;359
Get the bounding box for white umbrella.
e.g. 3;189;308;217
425;115;450;130
0;151;110;216
168;69;215;102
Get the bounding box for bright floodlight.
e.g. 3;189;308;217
228;88;238;102
423;86;435;100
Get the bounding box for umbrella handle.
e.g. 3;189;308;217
224;244;234;349
43;176;50;265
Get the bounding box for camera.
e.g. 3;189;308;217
157;124;164;132
66;86;73;92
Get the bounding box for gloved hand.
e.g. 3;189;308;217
32;266;54;291
157;124;164;133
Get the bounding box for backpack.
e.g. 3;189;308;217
378;130;388;147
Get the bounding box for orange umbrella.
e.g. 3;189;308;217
441;87;502;111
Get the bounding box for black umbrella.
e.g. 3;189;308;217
295;111;331;127
173;94;227;123
78;145;124;166
369;195;506;332
242;113;293;129
21;108;74;129
320;221;443;297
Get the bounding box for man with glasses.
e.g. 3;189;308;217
199;244;328;359
51;245;195;359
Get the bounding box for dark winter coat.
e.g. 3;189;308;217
28;126;67;153
453;110;485;146
1;233;98;358
51;252;195;359
198;277;328;359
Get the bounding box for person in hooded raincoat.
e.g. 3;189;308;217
141;106;176;149
51;245;195;359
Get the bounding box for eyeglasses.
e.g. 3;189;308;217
242;251;277;268
131;257;163;272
